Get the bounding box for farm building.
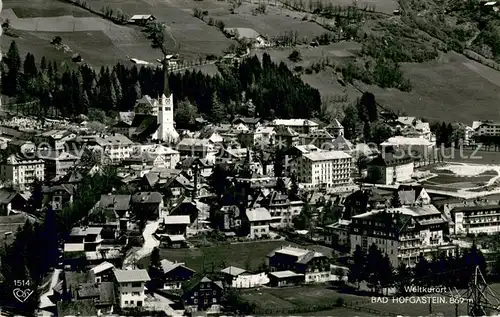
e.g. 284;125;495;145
224;27;272;48
128;15;157;25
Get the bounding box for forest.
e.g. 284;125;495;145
1;41;321;122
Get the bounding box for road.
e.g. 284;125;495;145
39;269;61;310
123;221;160;269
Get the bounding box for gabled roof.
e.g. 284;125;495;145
113;269;150;283
164;215;191;225
368;153;413;167
132;192;163;204
326;119;343;129
99;195;131;211
70;226;103;236
397;185;425;205
246;207;272;222
0;189;25;205
330;135;353;151
90;261;114;275
160;259;195;274
220;266;246;276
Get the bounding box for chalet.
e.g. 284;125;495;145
42;184;75;211
128;14;157;25
260;191;304;228
343;188;388;219
161;215;191;235
324;220;351;249
64;226;103;253
0;189;28;215
131;192;164;220
232;117;262;130
267;246;331;283
325;119;344;138
89;261;115;283
97;195;132;231
74;282;115;310
182;276;224;313
159;259;195;290
243;207;272;239
396;185;431;206
216;205;241;231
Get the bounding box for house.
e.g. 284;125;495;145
35;129;76;151
243;207;272;239
74;282;115;310
0;189;27;215
182;276;224;313
260;191;304;228
129;144;180;169
177;157;212;179
270;119;319;134
343;188;387;219
215;148;249;165
7;139;36;154
0;154;44;188
267;246;332;283
64;226;103;253
324;220;351;248
162;215;191;236
37;150;80;180
112;121;134;137
366;152;414;185
128;14;156;25
113;269;151;308
177;138;218;164
159;259;195;290
273;125;300;150
325;119;344;138
267;271;304;287
224;27;271;48
396;185;431;206
42;184;75;211
395;117;432;141
291;150;352;189
87;133;134;164
197;127;224;144
131;192;164;220
215;205;241;231
220;266;269;288
232;117;262;130
89;261;115;283
98;195;132;231
350;206;454;267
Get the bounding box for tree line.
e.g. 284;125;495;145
1;41;321;122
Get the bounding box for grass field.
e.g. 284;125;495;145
357;52;500;123
138;240;333;272
4;0;94;18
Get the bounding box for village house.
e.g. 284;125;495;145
129;144;180;169
128;14;157;25
380;136;435;157
267;246;332;283
64;226;104;254
396;185;431;206
35;129;76;151
177;138;219;164
343;188;388;219
366;152;415;185
214;205;241;232
273;125;300;150
131;192;164;220
182;276;224;313
0;189;27;215
0;154;45;188
113;269;151;308
324;119;344;138
159;259;196;290
89;261;115;283
73;282;115;311
451;201;500;235
97;194;132;232
6;139;36;154
42;184;75;211
304;129;335;150
291;150;352;189
215;147;249;165
324;219;351;249
260;191;304;228
395;117;432;141
220;266;269;288
243;207;272;239
161;215;191;235
197;127;224;144
224;27;272;48
232;117;262;130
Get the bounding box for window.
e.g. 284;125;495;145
213;291;216;295
131;282;141;287
124;301;128;304
130;300;134;305
132;292;140;296
194;299;198;304
213;298;217;303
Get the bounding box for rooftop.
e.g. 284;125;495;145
164;215;191;225
269;270;304;278
302;150;351;161
220;266;246;276
246;207;272;222
113;269;150;283
381;136;434;146
70;226;103;236
271;119;319;127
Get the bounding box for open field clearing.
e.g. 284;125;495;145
4;0;94;18
356;52;500;123
422;163;500;190
138;240;333;273
79;0;237;58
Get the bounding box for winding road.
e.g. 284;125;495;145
123;221;160;269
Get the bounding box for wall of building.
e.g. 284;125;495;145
118;282;146;308
231;273;269;288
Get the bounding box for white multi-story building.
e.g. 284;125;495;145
0;154;44;188
270;119;319;134
88;133;134;164
380;136;435;157
451;203;500;235
113;269;151;308
350;206;455;267
367;153;415;185
292;150;351;188
473;121;500;137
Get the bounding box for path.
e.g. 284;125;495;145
39;269;61;310
123;221;160;269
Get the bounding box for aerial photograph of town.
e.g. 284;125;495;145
3;0;500;316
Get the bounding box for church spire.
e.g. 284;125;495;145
163;57;170;96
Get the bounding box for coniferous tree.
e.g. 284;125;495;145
4;41;22;96
40;56;47;72
390;191;402;208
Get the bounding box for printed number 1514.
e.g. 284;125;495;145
14;280;30;287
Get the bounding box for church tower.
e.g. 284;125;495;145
155;60;179;143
